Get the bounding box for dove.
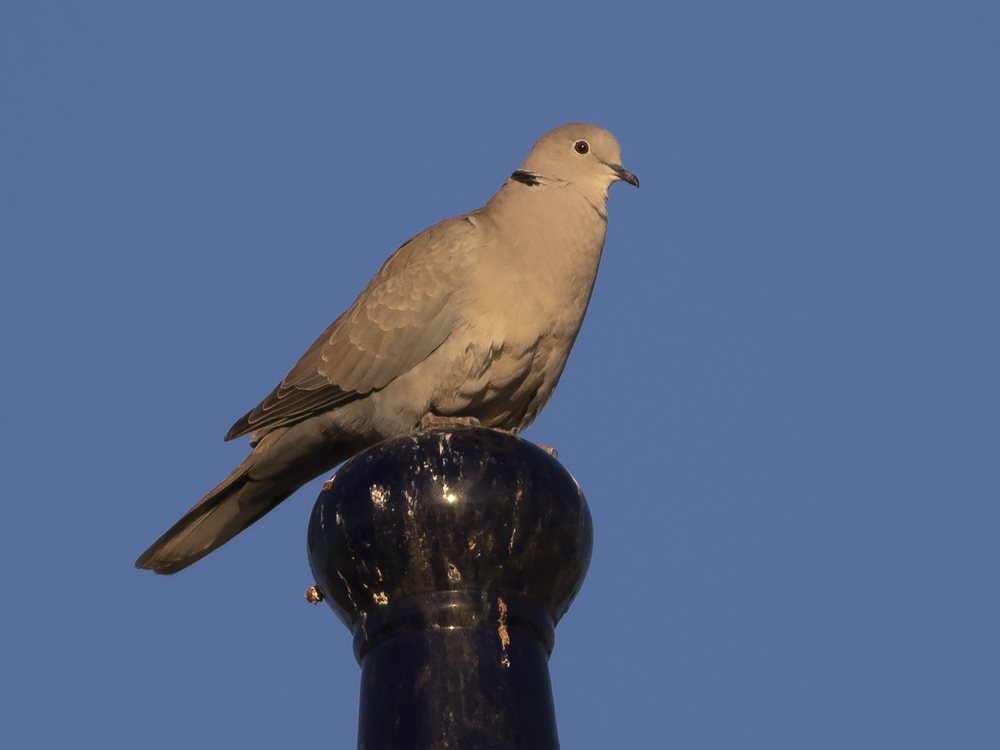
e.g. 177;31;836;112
136;123;638;574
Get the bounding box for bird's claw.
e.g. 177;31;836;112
419;414;484;430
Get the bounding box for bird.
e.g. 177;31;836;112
136;123;638;574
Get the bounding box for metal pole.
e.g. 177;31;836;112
308;427;593;750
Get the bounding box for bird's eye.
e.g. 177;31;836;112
574;140;590;154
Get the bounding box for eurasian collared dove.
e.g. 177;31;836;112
136;123;638;574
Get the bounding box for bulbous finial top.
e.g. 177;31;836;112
307;428;593;656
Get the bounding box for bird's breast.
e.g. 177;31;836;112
423;192;608;429
465;197;607;343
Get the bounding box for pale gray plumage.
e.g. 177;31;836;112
136;123;638;574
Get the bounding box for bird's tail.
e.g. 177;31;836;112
135;429;342;575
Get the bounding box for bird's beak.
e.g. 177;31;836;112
608;162;640;188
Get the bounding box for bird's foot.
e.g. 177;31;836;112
418;414;557;457
419;413;484;430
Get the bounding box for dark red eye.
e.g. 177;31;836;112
574;140;589;154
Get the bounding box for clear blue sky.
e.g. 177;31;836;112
2;3;998;748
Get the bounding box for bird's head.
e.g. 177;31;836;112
517;123;639;193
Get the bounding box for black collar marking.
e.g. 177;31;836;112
510;170;542;186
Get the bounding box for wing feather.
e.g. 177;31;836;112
226;216;478;440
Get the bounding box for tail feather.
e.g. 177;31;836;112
135;429;347;574
134;474;291;574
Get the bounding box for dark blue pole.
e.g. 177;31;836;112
307;427;593;750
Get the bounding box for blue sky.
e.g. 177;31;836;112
2;2;998;748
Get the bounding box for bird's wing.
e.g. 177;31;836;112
226;215;479;440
